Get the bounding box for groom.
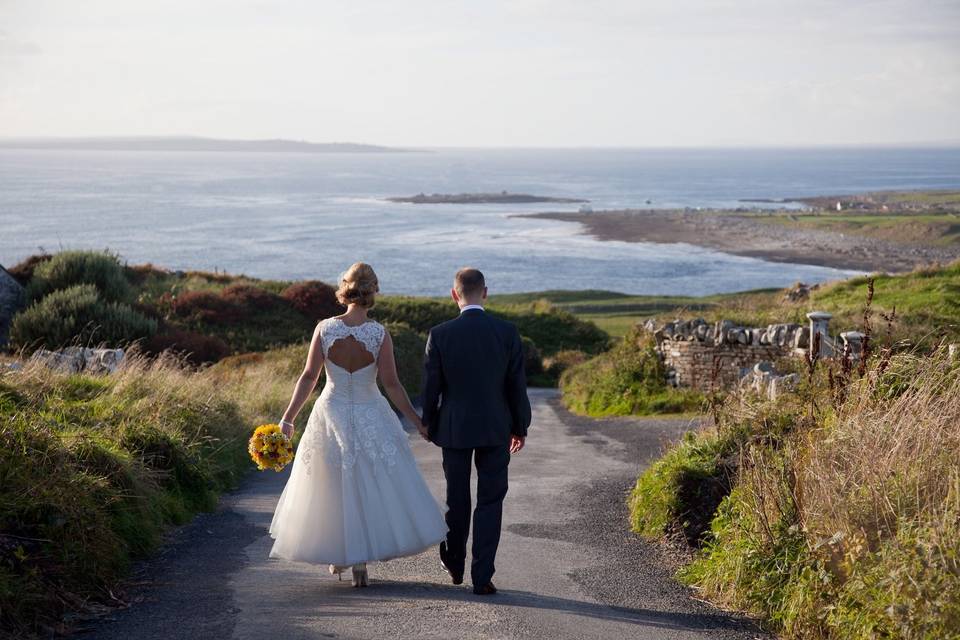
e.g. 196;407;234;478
421;267;532;595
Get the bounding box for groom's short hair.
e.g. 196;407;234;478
454;267;486;298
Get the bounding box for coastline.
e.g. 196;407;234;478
519;209;960;273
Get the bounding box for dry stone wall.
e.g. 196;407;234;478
645;318;809;391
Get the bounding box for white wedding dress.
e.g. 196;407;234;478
269;318;447;566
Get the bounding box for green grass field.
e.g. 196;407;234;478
490;289;781;337
760;212;960;246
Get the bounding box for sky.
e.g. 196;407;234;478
0;0;958;147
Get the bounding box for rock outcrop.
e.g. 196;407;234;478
0;265;25;348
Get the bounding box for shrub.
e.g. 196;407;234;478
372;298;456;332
220;283;283;311
500;307;609;355
26;250;132;303
521;336;544;376
170;290;242;325
545;350;588;379
560;327;703;416
4;253;51;286
143;329;232;366
281;280;344;321
9;284;157;352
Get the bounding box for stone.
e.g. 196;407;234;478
0;265;26;348
31;347;125;375
754;361;776;374
714;320;734;344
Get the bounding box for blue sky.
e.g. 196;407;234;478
1;0;958;146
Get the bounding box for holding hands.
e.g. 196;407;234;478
415;416;431;442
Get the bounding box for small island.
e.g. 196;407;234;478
386;191;588;204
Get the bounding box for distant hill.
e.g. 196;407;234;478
0;136;411;153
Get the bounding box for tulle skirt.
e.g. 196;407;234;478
268;394;447;566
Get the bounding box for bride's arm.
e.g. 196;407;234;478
279;323;325;437
378;331;429;439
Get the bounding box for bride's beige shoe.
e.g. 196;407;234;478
328;564;350;581
351;563;368;588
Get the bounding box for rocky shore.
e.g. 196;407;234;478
521;209;960;272
388;192;588;204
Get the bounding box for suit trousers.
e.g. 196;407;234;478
441;445;510;586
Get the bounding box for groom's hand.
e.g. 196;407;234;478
510;435;525;454
416;419;431;442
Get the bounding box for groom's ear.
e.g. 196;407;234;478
482;286;488;300
450;288;459;304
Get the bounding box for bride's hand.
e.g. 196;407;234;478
415;418;430;442
280;420;295;439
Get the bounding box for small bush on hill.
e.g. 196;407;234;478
220;283;283;311
169;290;243;325
560;327;703;416
5;253;52;287
281;280;344;321
10;284;157;352
26;250;133;303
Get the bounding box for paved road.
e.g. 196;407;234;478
88;390;765;640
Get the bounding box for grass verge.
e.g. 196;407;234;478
0;351;305;636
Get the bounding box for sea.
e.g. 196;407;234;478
2;146;959;296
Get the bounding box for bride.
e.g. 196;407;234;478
268;262;447;586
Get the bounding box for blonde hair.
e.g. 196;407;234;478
336;262;379;308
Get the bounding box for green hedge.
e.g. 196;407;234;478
10;284;157;352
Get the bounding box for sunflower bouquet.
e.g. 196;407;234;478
249;424;294;472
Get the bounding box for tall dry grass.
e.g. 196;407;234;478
678;347;960;638
801;350;960;550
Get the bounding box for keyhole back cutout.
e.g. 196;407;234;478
327;335;376;373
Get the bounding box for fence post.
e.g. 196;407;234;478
806;311;832;358
840;331;866;359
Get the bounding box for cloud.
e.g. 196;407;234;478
0;30;42;57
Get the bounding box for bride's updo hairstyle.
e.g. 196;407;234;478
336;262;380;308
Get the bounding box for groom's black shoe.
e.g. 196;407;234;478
438;542;464;585
473;582;497;596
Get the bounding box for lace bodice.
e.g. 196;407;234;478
298;317;402;477
319;318;386;361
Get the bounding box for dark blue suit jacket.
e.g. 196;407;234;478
422;308;531;449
